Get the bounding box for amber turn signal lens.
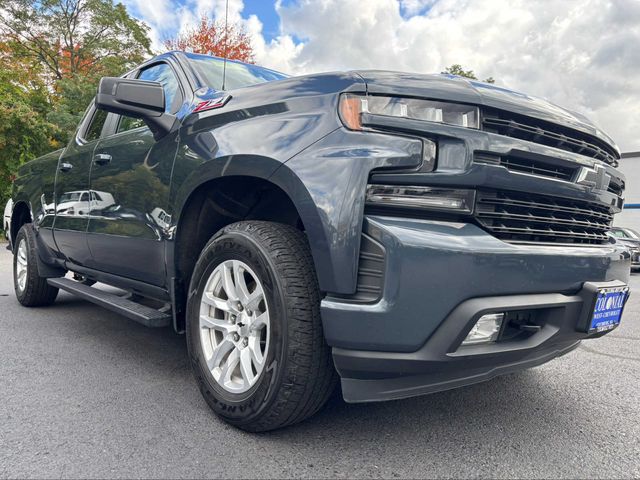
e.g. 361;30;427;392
339;94;363;130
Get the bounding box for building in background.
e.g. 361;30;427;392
615;152;640;232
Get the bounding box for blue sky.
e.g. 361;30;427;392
242;0;280;41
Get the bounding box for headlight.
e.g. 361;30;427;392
366;185;475;213
339;94;480;130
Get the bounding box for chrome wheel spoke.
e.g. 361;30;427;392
250;312;268;332
222;263;239;302
207;337;235;372
201;292;233;312
220;348;240;385
232;260;251;304
248;335;264;366
199;314;235;334
245;287;264;312
240;347;255;386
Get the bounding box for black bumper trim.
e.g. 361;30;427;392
339;341;579;403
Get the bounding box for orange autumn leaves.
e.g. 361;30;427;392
164;14;254;63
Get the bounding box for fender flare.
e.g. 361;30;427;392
171;153;334;291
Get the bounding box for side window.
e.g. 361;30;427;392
80;192;89;202
116;62;181;134
85;108;108;141
117;116;145;133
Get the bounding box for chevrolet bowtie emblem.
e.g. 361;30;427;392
575;164;610;191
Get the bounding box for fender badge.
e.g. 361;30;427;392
193;94;232;113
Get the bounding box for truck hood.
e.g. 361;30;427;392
355;70;618;151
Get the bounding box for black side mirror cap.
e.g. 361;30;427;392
95;77;178;141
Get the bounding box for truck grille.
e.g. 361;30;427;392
475;189;613;245
500;156;575;181
474;152;625;196
475;152;578;182
482;108;619;167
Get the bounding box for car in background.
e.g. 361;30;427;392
610;227;640;270
55;190;115;216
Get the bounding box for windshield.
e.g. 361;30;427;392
185;53;288;91
612;228;640;239
59;192;82;203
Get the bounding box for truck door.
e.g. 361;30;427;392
53;106;108;266
85;61;183;286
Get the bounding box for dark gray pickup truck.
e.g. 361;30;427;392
5;52;631;431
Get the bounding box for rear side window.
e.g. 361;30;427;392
85;108;108;141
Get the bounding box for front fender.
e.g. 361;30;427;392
272;129;423;294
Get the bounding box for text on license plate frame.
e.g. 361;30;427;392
588;286;629;333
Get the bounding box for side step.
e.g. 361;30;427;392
47;277;171;328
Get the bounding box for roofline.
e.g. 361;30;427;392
621;151;640;158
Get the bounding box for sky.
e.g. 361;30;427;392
121;0;640;152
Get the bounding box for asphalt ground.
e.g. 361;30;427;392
0;244;639;479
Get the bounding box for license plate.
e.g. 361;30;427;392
589;286;629;333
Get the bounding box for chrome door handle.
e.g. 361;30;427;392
58;162;73;172
93;153;112;166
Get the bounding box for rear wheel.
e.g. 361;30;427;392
13;225;58;307
186;221;337;432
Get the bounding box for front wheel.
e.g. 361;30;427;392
186;221;337;432
13;225;58;307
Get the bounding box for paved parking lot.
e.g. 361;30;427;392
0;245;639;479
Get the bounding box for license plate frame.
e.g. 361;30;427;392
586;285;629;334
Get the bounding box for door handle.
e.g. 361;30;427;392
58;162;73;172
93;153;112;166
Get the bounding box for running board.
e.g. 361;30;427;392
47;277;171;328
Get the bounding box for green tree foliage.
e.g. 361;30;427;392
443;64;495;84
0;0;152;207
0;0;151;80
0;66;57;206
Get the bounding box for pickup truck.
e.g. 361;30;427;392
5;51;631;432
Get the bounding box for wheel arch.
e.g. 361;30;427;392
170;160;331;331
9;200;33;252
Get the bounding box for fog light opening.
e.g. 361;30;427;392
461;313;504;346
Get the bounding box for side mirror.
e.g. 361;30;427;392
95;77;177;141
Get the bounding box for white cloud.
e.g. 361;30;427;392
126;0;640;151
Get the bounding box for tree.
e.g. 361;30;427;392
443;64;495;84
0;0;151;82
0;0;153;207
0;0;152;138
164;14;254;63
0;64;57;208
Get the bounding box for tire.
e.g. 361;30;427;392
13;225;59;307
186;221;337;432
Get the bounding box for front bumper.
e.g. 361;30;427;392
322;216;631;403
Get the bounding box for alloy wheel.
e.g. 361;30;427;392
199;259;270;394
15;239;28;293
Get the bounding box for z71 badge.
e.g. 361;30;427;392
193;94;232;113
